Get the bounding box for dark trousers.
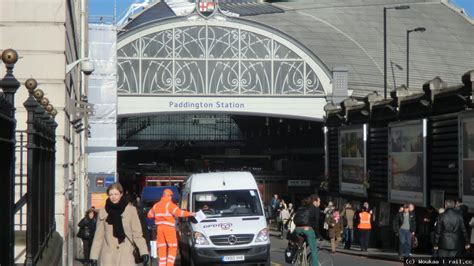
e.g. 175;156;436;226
82;238;92;261
399;229;411;256
359;229;370;251
343;229;353;249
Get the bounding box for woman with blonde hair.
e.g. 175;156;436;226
90;183;149;265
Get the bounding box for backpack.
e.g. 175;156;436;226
293;206;310;226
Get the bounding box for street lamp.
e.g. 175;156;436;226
406;27;426;88
384;5;410;99
65;57;95;75
390;61;403;89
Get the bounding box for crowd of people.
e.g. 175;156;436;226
269;193;473;259
77;186;473;265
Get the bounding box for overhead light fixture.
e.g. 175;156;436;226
419;99;430;106
74;122;83;130
71;117;82;125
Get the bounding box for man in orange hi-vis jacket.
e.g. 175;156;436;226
148;189;195;266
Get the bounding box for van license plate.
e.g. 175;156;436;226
222;255;245;262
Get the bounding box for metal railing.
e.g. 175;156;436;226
0;48;58;266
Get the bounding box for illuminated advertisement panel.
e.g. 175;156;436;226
339;124;367;197
459;111;474;212
388;119;427;206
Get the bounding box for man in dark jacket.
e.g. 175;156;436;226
393;204;416;257
455;198;470;239
434;199;470;257
393;205;404;255
308;194;321;236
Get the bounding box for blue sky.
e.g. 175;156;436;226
89;0;474;19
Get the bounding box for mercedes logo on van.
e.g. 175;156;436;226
227;235;238;245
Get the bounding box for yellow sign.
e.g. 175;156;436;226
91;193;108;209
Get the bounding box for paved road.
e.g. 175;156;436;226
269;235;402;266
75;236;402;266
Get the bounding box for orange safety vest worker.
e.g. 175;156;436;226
357;211;372;230
147;189;193;266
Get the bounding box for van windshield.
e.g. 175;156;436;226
193;190;263;217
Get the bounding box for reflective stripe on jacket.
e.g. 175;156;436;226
147;199;191;227
357;212;371;230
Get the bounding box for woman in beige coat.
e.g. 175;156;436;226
90;183;149;265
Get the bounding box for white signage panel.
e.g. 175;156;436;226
118;96;326;121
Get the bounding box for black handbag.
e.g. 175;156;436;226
77;227;90;239
126;235;143;264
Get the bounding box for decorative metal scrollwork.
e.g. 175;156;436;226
117;24;325;96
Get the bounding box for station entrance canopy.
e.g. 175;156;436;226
117;7;332;120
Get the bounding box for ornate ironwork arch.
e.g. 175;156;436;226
117;14;332;97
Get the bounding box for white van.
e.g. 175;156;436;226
178;172;270;265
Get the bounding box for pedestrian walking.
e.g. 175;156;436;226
90;183;149;266
270;194;280;225
455;199;470;238
357;206;372;251
147;188;195;266
280;198;288;210
341;203;355;249
328;211;343;253
288;202;295;216
393;204;416;258
77;208;97;265
433;199;470;257
323;201;335;238
277;198;287;234
363;202;375;222
393;205;404;255
279;204;291;239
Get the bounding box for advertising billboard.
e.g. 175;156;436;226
459;111;474;212
388;119;427;206
339;124;367;197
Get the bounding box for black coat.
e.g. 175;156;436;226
79;217;97;240
434;208;469;250
393;211;416;233
308;204;320;235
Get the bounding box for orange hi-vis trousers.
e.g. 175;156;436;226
157;225;178;266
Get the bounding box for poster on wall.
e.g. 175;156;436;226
388;119;427;206
459;112;474;212
339;124;367;197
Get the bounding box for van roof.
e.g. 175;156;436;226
187;171;257;192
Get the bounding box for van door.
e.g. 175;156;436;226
178;189;192;259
